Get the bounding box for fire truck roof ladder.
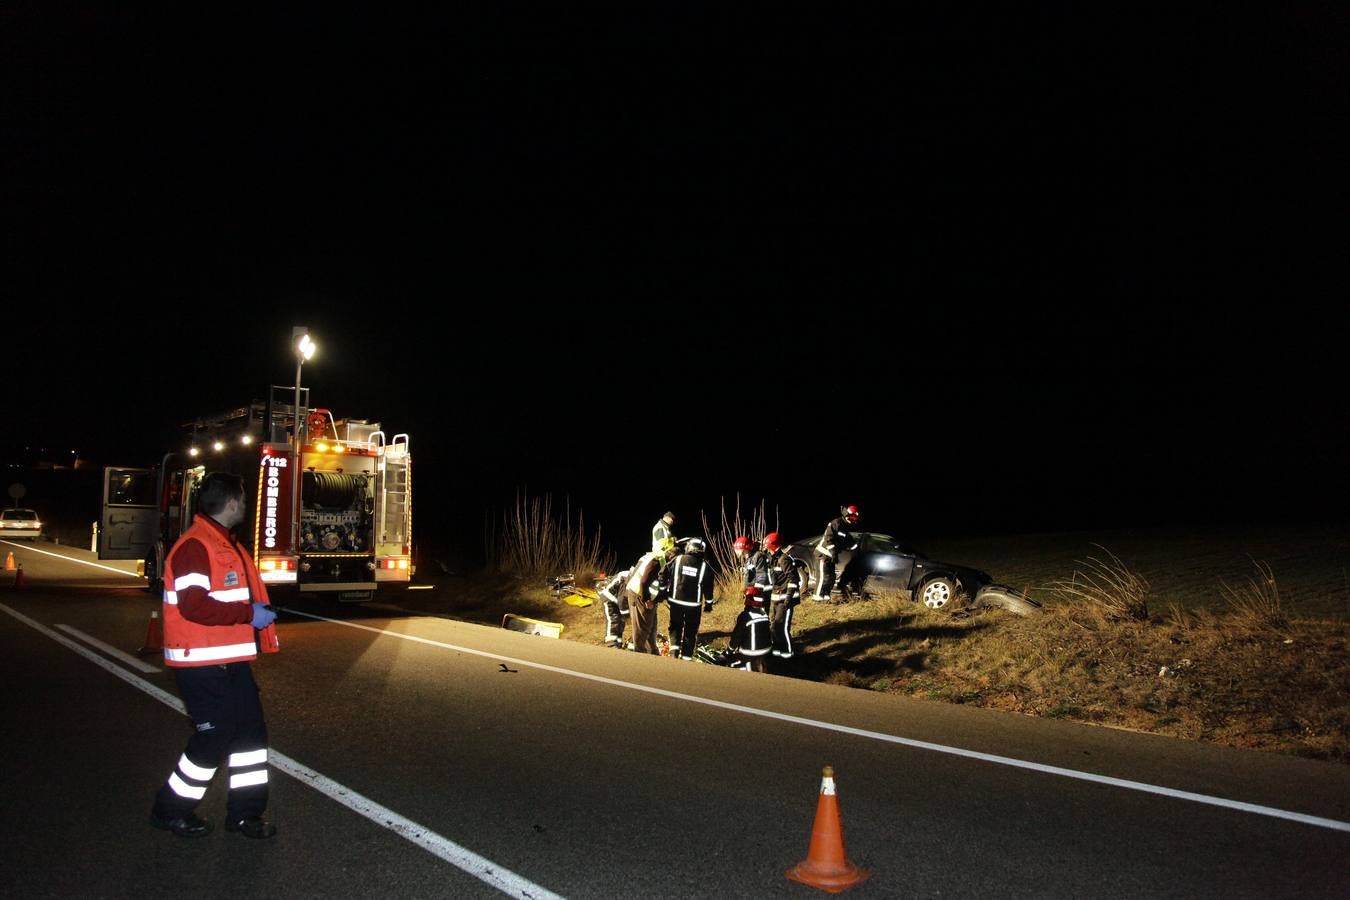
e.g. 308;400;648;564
266;384;311;444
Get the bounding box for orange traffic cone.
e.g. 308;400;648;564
139;609;163;654
4;551;14;572
785;766;870;893
12;564;25;589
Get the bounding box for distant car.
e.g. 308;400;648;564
0;508;43;540
785;531;992;609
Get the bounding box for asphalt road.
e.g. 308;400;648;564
2;540;1348;899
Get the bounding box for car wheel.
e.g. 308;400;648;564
917;576;957;609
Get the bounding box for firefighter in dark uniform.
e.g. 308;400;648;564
744;536;776;606
764;532;805;658
730;587;773;672
149;472;279;839
658;537;714;660
598;568;632;648
732;535;757;587
813;504;862;601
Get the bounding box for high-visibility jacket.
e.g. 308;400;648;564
163;515;278;667
626;551;666;601
651;518;674;554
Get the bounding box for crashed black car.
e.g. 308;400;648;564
785;532;993;609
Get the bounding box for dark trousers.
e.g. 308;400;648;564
771;597;797;657
601;597;629;643
667;602;703;659
815;553;836;599
152;662;270;821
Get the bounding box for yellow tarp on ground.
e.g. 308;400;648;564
561;591;595;607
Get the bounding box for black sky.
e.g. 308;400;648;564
5;4;1347;554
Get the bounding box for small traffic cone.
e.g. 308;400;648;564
139;609;163;654
12;564;25;589
785;766;870;893
4;551;14;572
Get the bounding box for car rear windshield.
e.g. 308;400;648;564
2;510;37;521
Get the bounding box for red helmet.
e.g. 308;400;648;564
841;504;861;522
744;585;765;606
763;532;783;552
733;536;754;554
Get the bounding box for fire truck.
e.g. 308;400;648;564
99;385;412;601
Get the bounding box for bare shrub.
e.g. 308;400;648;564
700;495;777;603
484;491;614;584
1219;560;1289;631
1047;545;1150;621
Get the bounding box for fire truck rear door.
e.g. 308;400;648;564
99;467;158;560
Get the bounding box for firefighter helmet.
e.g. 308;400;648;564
763;532;783;552
841;504;861;522
733;535;754;554
683;537;706;555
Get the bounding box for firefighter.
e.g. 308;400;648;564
813;504;862;602
744;535;776;604
626;540;675;654
764;532;805;658
149;472;279;840
598;568;632;648
651;511;676;554
732;535;757;586
658;537;714;660
729;586;773;672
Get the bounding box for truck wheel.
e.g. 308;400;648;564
917;576;956;609
144;541;165;595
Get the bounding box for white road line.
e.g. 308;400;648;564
0;541;143;577
0;602;564;900
55;624;160;673
284;606;1350;836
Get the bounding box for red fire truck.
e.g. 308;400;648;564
99;385;412;601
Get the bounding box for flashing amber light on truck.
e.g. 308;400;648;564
259;557;298;584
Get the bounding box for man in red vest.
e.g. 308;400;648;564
149;472;280;839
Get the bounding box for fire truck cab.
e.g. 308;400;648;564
100;385;412;602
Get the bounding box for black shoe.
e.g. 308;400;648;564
225;816;277;839
150;811;212;838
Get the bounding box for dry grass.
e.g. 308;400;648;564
1045;545;1151;621
1219;559;1290;633
700;496;776;603
398;526;1350;763
483;491;614;586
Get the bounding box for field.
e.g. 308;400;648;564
923;524;1350;620
397;524;1350;762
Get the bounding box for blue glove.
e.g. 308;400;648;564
250;603;276;629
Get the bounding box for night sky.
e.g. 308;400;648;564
5;5;1346;559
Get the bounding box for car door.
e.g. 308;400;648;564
859;533;916;591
